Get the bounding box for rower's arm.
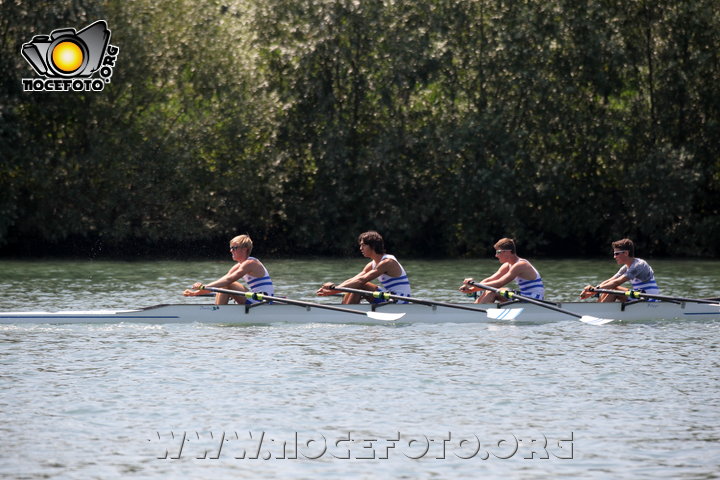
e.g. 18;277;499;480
343;260;387;286
185;263;243;296
204;260;263;288
318;262;377;296
461;264;509;292
480;264;515;288
598;274;630;290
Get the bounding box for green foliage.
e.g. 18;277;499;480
1;0;718;257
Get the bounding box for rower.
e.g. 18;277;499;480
580;238;660;302
459;237;545;304
316;231;412;304
183;234;274;305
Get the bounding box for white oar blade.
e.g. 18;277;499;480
367;311;406;321
580;315;614;326
486;308;523;320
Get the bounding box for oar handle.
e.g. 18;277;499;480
466;280;517;300
466;280;582;320
331;285;491;314
205;286;372;317
330;285;401;302
588;287;718;304
589;287;644;299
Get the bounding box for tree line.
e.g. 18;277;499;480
1;0;718;258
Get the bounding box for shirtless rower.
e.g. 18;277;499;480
183;234;274;304
316;231;412;304
459;237;545;303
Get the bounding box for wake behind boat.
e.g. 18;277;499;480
1;300;718;325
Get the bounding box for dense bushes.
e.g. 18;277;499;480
1;0;718;257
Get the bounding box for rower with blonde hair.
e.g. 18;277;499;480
184;234;274;304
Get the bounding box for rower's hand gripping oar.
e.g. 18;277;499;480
588;287;720;306
329;285;523;320
199;286;406;321
465;280;615;325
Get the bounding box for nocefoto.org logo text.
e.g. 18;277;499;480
21;20;119;92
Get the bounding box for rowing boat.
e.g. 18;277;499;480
1;300;718;325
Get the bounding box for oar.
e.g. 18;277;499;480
330;285;523;320
466;280;614;325
589;287;720;306
201;286;406;321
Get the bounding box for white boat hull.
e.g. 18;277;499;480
0;301;718;325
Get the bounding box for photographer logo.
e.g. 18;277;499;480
21;20;119;92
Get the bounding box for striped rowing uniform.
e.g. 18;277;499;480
614;258;660;297
514;258;545;300
242;257;274;304
372;254;412;304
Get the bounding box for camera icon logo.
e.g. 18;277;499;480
21;20;119;92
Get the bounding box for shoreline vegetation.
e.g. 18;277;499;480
2;0;719;259
2;243;719;261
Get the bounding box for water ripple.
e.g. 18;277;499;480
1;260;719;478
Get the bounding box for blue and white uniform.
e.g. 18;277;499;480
514;259;545;300
372;254;411;303
242;257;274;304
614;258;660;296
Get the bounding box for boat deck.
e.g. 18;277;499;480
1;300;718;325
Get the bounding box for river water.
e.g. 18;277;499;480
1;258;719;479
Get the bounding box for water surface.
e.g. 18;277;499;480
1;259;718;479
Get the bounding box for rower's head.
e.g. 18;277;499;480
230;234;253;257
611;238;634;260
358;231;385;255
493;238;516;260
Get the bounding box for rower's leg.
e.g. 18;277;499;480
340;282;377;304
342;292;362;304
475;291;497;304
598;293;614;302
599;294;625;302
599;286;628;303
215;282;247;305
